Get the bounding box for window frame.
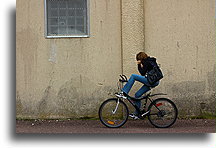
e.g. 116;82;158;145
44;0;90;38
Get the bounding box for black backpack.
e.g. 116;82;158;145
146;60;163;85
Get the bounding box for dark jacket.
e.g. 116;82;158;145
138;57;156;76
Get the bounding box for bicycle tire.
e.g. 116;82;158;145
148;98;178;128
99;98;129;128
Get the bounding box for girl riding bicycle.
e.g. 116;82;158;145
116;52;160;119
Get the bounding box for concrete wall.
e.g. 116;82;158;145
144;0;215;117
16;0;122;119
16;0;215;119
121;0;146;94
121;0;144;76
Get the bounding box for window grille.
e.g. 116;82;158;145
45;0;89;38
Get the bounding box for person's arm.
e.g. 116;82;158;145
138;64;148;76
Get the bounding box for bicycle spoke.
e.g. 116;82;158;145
99;98;128;128
148;98;178;128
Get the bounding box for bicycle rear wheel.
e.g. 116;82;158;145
99;98;129;128
148;98;178;128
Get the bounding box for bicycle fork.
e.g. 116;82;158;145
112;99;120;114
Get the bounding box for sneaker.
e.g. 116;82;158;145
129;113;140;120
115;92;127;99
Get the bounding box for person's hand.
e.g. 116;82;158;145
136;60;141;65
137;60;144;68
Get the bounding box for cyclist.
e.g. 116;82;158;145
116;52;160;119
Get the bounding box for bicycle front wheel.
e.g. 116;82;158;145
148;98;178;128
99;98;129;128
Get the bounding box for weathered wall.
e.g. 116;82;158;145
144;0;215;117
17;0;215;119
16;0;122;119
121;0;145;94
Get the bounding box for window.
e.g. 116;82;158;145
45;0;89;38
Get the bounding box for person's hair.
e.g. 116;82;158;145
136;52;149;61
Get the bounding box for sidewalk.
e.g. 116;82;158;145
16;119;215;134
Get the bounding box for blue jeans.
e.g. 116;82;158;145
122;74;159;114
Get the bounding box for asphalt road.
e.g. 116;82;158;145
16;119;215;134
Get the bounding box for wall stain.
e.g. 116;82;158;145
105;0;110;12
34;85;59;119
16;91;23;116
177;41;180;48
57;78;80;117
55;76;117;118
207;65;215;92
17;27;39;90
49;40;57;63
165;80;215;117
171;81;205;96
38;86;51;118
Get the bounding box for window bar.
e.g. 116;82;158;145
57;0;59;35
75;4;77;34
84;1;86;34
66;0;68;35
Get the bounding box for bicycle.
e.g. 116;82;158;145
98;75;178;128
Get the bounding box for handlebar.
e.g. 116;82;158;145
122;75;128;81
119;75;128;83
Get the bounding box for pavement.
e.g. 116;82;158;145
16;119;215;134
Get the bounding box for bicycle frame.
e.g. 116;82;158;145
126;96;149;115
117;74;167;117
122;93;167;117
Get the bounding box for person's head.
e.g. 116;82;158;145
136;52;149;61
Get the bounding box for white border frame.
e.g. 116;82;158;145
44;0;90;38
